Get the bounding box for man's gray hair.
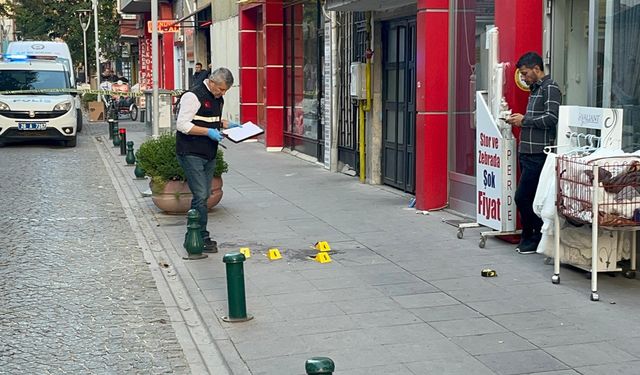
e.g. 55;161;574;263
209;67;234;88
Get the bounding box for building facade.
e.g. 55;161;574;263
120;0;640;217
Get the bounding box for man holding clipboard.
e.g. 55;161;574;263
175;67;242;253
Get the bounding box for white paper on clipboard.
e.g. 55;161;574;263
222;121;264;143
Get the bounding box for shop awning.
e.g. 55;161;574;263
326;0;416;11
173;3;212;26
120;0;170;14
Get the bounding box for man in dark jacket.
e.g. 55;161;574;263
191;62;209;88
175;67;241;252
506;52;561;254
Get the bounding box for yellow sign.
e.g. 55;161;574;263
147;20;180;33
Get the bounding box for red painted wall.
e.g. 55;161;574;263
239;1;285;148
162;33;174;90
495;0;543;128
415;0;449;210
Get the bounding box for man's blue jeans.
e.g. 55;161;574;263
177;154;216;240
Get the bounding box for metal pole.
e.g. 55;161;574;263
92;0;101;101
83;29;89;84
151;0;159;137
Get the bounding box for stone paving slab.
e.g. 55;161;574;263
98;121;640;374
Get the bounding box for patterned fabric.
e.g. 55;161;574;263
519;75;561;154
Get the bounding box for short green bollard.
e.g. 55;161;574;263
134;162;146;179
221;252;253;322
125;141;136;165
108;119;115;140
112;122;120;147
305;357;335;375
183;209;207;260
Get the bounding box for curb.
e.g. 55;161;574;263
93;133;248;374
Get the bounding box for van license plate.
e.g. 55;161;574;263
18;122;47;130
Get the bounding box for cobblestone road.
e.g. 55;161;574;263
0;131;189;374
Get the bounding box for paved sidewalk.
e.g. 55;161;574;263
97;120;640;375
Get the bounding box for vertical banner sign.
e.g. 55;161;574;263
476;92;516;232
139;38;153;90
185;28;195;62
323;21;332;169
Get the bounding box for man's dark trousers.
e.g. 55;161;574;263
177;154;216;241
515;153;546;240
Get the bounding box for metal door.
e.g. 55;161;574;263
337;12;368;172
382;18;416;193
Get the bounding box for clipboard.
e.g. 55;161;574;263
222;121;264;143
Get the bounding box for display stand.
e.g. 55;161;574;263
449;27;519;248
550;105;637;301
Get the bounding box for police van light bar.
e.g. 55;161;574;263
2;54;29;60
2;54;58;62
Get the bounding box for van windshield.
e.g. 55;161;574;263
0;70;70;94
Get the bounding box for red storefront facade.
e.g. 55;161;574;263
237;0;548;213
239;1;285;150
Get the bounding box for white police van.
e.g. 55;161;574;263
0;54;80;147
6;41;82;132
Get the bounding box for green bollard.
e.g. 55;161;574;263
112;122;120;147
125;141;136;165
305;357;335;375
134;162;146;179
108;119;115;140
221;252;253;322
183;209;207;260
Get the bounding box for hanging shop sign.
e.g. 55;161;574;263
147;20;180;34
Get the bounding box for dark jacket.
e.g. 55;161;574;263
191;70;209;88
176;83;223;160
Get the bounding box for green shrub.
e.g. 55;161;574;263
82;93;98;103
135;133;228;192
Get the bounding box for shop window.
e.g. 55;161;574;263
597;0;640;149
553;0;640;150
284;1;321;141
451;0;495;177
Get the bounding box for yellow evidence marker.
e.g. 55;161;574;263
314;241;331;252
267;248;282;260
239;247;251;258
314;252;332;263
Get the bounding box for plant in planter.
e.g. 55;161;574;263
135;133;228;214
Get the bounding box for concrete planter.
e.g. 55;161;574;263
151;177;223;215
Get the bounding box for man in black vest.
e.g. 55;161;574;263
175;67;241;252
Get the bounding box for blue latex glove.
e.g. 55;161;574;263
207;128;223;142
227;121;242;129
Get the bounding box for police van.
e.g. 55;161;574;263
0;54;80;147
6;41;82;132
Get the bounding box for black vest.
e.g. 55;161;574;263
176;83;224;160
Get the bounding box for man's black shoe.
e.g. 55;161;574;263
203;238;218;253
516;239;538;254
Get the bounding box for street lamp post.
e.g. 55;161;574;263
76;9;91;84
92;0;100;100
